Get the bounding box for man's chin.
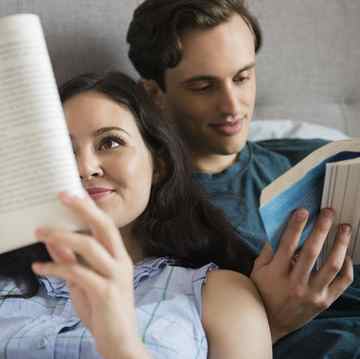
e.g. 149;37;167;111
213;140;248;156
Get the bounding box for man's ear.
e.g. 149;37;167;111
141;79;166;111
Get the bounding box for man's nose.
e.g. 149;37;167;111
77;151;104;180
218;84;240;116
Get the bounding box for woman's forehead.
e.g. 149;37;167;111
64;92;137;134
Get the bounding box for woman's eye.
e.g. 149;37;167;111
98;137;124;150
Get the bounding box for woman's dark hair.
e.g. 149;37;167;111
127;0;262;90
0;243;50;298
0;71;255;298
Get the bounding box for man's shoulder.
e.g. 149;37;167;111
250;138;329;166
253;138;329;152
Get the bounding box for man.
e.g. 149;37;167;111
127;0;360;356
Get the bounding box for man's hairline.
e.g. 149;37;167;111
161;13;259;92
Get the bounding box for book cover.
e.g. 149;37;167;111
260;139;360;264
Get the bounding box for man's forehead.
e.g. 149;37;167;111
166;14;256;82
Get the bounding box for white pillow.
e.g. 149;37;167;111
249;120;349;141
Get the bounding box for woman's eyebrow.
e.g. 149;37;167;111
92;126;131;137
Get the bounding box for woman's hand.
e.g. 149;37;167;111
32;192;147;359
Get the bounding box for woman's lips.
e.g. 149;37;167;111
209;118;243;136
86;188;114;200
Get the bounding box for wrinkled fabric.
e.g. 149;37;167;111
0;257;216;359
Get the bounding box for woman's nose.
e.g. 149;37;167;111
77;151;104;180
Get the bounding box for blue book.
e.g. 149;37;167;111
260;139;360;264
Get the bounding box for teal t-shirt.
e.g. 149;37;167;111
193;139;328;254
194;138;360;358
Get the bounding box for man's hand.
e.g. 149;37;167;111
250;208;354;343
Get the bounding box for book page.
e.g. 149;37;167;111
351;185;360;263
0;14;86;254
344;165;360;262
319;161;360;265
319;163;334;264
320;164;343;263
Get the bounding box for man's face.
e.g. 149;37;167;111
159;14;256;170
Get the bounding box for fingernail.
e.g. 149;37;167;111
323;208;334;218
35;228;49;238
341;224;352;235
295;209;308;221
59;191;76;204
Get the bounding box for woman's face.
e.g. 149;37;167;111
64;91;155;231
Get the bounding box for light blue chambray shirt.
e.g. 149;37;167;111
0;257;216;359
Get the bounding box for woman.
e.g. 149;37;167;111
0;72;272;358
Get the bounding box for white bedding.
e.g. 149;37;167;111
249;120;349;142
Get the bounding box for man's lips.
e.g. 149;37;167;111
209;118;244;136
86;187;115;200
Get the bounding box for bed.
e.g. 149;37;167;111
0;1;359;358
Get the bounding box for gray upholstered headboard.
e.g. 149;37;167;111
1;0;359;136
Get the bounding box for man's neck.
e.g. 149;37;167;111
192;152;238;174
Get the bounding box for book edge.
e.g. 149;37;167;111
260;138;360;207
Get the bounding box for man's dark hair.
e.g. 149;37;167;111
0;71;255;298
127;0;262;90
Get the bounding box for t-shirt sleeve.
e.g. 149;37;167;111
255;138;329;166
192;263;218;317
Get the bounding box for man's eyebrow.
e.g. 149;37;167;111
235;62;256;75
92;126;130;137
181;62;256;85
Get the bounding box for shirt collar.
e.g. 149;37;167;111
133;257;171;289
39;276;69;298
40;257;171;296
192;142;252;182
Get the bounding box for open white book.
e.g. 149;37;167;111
260;139;360;265
319;156;360;264
0;14;86;255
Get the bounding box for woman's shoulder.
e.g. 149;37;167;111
204;269;255;291
202;270;260;314
201;269;266;329
201;270;273;358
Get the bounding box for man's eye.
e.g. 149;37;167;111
234;75;250;84
98;137;124;150
188;83;213;93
